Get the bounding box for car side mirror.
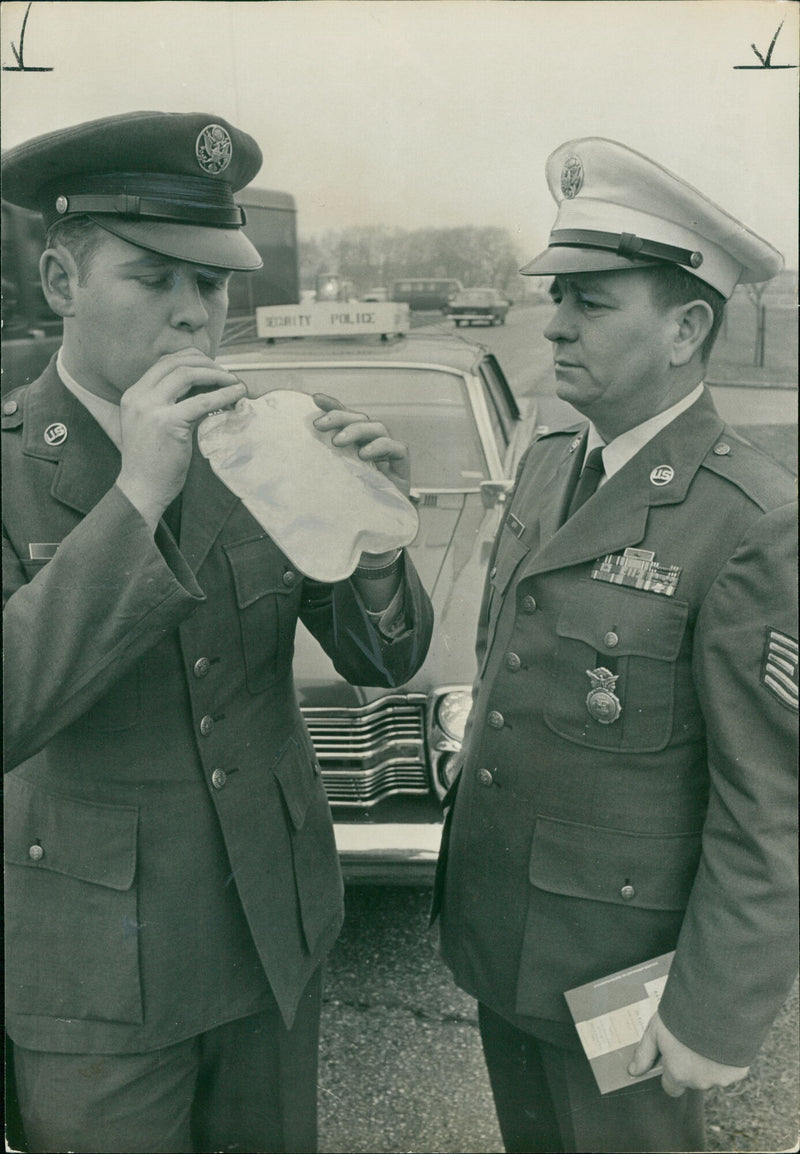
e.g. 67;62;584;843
480;480;513;509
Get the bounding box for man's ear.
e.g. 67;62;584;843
670;300;714;367
39;247;81;318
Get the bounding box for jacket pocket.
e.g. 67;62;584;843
225;535;301;694
272;737;344;954
544;580;690;752
4;776;143;1024
529;814;702;911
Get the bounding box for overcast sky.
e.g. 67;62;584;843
2;0;797;266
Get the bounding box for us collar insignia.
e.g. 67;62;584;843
44;422;68;446
560;155;584;199
586;667;621;724
196;124;233;174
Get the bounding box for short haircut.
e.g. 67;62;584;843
644;264;726;362
44;216;108;284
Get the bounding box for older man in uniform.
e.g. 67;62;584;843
434;138;798;1152
2;111;433;1154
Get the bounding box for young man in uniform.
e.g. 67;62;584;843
434;137;797;1152
2;111;433;1154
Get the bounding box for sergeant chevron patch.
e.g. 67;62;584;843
761;628;799;712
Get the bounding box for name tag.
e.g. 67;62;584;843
28;543;60;560
591;548;681;596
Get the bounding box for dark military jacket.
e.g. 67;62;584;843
3;359;433;1053
437;387;798;1067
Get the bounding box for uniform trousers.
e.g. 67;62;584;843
11;969;323;1154
478;1002;706;1154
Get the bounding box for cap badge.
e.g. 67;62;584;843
650;465;674;486
44;422;68;447
560;155;584;199
585;667;622;724
196;124;233;175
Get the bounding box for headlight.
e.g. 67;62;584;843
436;689;473;743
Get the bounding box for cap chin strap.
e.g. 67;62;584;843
550;228;703;270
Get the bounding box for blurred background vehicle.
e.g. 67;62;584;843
391;277;463;313
446;286;513;327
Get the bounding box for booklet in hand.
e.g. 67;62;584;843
564;951;674;1094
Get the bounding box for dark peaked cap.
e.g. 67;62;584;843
2;110;264;271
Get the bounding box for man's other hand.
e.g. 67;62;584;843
312;392;411;498
628;1011;749;1097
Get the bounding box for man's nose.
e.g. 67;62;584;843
171;277;209;330
543;301;577;344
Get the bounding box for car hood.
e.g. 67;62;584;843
293;492;498;706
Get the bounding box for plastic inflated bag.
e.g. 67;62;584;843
197;390;418;582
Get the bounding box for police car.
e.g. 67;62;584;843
220;302;538;882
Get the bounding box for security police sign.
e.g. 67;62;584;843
255;301;410;338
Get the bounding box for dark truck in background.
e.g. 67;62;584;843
1;187;300;394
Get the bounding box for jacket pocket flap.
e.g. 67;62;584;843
529;815;701;911
224;535;294;608
4;776;138;891
272;738;313;830
556;581;688;660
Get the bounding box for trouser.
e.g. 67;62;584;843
478;1001;707;1154
11;970;322;1154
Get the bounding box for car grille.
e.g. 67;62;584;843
301;694;429;807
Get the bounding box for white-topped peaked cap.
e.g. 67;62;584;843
520;138;783;298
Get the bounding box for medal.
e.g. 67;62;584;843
586;667;622;724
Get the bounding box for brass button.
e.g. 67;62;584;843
604;631;619;648
620;884;636;901
477;767;494;787
28;844;44;862
521;595;537;614
193;657;211;679
211;768;227;790
282;570;297;587
3;400;19;416
487;710;505;729
200;715;214;736
505;652;521;672
713;442;731;456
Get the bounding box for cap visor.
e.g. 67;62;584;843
520;246;663;277
89;216;263;271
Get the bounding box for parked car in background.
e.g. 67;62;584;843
446;287;513;327
219;318;538;882
392;278;463;312
361;287;388;302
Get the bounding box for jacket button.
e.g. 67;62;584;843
505;652;521;672
282;570;297;587
193;657;211;678
4;399;19;416
200;715;214;736
604;631;619;648
713;442;731;456
211;768;227;790
620;884;636;901
28;844;44;862
487;710;505;729
521;595;537;613
477;767;494;787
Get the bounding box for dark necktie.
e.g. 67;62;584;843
567;445;605;518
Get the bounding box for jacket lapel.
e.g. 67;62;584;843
523;389;725;578
23;363;121;515
179;444;239;575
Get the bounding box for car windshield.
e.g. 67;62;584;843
232;365;489;490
